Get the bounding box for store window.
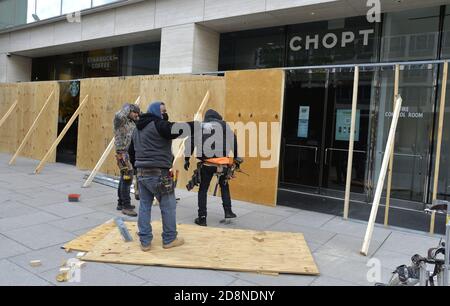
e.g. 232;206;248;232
31;42;161;81
122;42;161;76
287;16;379;66
381;7;440;62
219;27;285;71
373;64;437;205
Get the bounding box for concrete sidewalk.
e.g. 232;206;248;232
0;153;443;286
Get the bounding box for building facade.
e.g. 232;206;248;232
2;0;450;232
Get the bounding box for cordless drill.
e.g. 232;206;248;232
116;153;132;181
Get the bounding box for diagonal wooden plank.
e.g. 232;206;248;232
34;95;90;174
9;90;55;165
82;96;141;188
0;100;18;130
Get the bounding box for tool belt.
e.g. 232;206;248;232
186;158;236;192
202;157;234;174
137;168;174;195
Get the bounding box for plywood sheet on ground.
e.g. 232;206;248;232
81;221;319;275
224;69;285;206
63;220;116;252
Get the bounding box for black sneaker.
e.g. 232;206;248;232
195;216;207;227
117;205;123;211
224;208;237;219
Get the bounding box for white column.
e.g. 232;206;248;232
0;53;31;83
159;23;219;74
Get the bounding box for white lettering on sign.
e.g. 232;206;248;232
342;31;355;47
385;107;424;119
289;29;375;52
359;29;374;45
290;36;302;51
87;55;118;70
305;35;319;50
323;33;338;49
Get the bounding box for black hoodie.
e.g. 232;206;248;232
185;109;239;162
130;113;193;168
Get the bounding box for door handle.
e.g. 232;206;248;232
286;145;319;164
325;148;367;165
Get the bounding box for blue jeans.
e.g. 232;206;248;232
137;175;178;246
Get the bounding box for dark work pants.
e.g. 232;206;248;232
118;175;132;208
198;165;232;217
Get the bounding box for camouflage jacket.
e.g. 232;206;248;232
113;105;136;153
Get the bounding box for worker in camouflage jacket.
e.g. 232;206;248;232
114;103;141;217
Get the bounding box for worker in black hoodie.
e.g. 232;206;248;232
184;109;242;226
131;101;193;251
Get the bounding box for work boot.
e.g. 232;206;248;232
140;243;152;252
163;237;185;249
195;216;207;227
122;208;137;217
224;207;237;219
117;202;135;211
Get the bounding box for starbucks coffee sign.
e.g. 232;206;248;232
289;29;375;51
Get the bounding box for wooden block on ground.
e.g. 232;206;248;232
29;260;42;267
56;267;71;282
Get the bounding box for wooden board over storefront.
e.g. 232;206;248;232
225;69;285;206
0;82;59;163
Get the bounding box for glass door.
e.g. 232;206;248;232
280;67;375;202
280;69;328;192
321;68;375;201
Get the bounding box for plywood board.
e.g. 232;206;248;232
0;83;19;154
77;77;139;175
224;69;285;206
26;82;59;163
81;221;319;276
0;82;59;162
63;219;116;252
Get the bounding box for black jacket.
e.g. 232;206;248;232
185;109;239;162
130;113;193;168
